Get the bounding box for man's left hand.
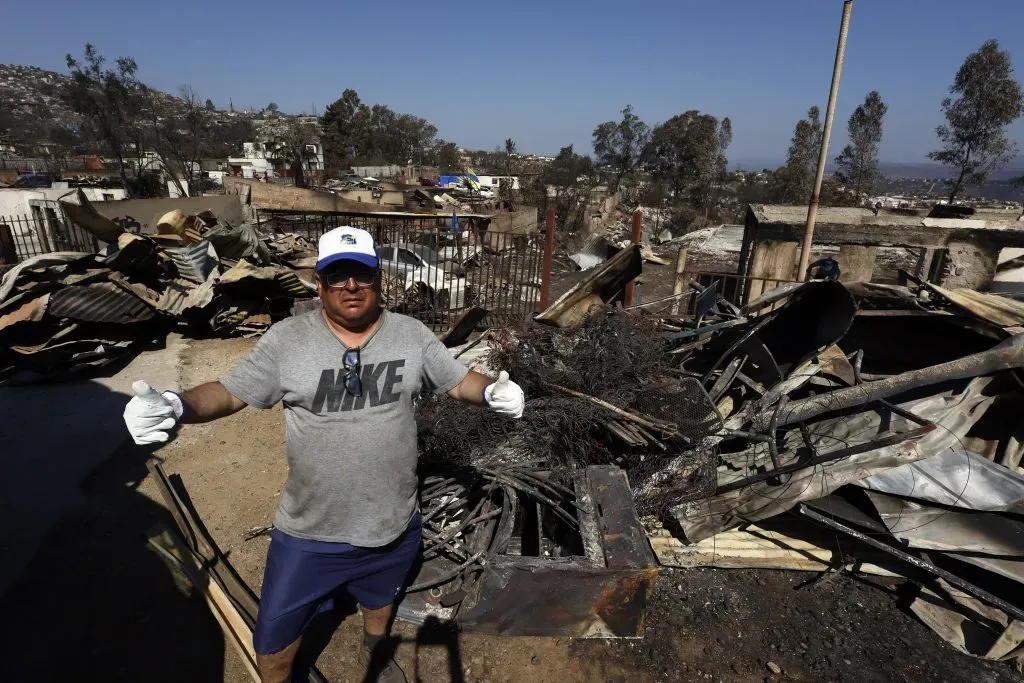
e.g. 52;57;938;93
484;371;525;419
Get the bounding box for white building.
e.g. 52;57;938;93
475;175;521;190
228;143;278;179
0;185;127;254
0;185;126;218
229;141;325;180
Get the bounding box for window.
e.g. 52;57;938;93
378;247;394;260
492;178;499;185
397;249;422;266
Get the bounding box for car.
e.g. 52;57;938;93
378;243;468;310
409;233;480;267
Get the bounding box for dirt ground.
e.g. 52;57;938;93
1;333;1022;682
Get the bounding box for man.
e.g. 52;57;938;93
124;226;524;683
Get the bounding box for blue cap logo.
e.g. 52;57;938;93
340;234;357;245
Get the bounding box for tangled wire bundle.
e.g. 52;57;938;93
417;309;685;480
487;309;669;406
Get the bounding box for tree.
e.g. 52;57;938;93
771;106;822;203
835;91;887;201
205;98;215;111
63;44;146;194
268;120;319;187
499;138;518;198
148;85;209;197
320;89;364;173
592;104;651;193
542;145;597;233
929;40;1024;203
432;140;460;174
650;111;732;219
320;90;439;173
205;118;255;157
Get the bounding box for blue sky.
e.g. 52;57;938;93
4;0;1024;166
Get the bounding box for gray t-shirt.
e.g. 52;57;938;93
220;309;469;546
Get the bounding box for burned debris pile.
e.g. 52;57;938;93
642;278;1024;664
0;210;319;379
417;310;721;488
0;197;436;381
411;266;1024;657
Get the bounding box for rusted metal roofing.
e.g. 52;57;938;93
48;282;155;323
925;283;1024;328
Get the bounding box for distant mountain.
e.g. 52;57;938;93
878;160;1024;180
732;156;1024;180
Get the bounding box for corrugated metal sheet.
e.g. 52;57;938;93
218;259;313;298
48;282;155;323
164;241;219;283
0;293;49;332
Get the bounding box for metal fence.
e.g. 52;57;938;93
1;203;100;263
257;209;546;331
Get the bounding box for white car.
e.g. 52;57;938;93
378;243;468;309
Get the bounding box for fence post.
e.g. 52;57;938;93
624;210;643;307
670;248;689;316
538;209;556;311
33;215;53;254
0;224;16;264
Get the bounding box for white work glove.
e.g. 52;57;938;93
484;371;525;419
123;380;184;445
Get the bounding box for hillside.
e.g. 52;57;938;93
0;64;80;128
0;63;191;135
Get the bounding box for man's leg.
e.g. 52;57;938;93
361;603;394;637
254;530;347;682
256;638;302;683
348;515;422;682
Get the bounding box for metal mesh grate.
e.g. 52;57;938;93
630;377;723;506
629;377;722;441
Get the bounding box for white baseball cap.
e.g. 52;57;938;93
316;226;379;272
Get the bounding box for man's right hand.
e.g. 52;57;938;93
124;380;185;445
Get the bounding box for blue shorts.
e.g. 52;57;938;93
253;514;422;655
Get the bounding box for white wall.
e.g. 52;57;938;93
0;187;124;218
228;156;276;179
477;175;521;190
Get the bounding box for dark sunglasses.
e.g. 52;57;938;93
320;266;378;289
343;347;362;397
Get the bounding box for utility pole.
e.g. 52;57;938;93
798;0;853;280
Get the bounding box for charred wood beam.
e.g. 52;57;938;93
778;343;1024;427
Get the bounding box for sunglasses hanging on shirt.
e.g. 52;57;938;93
342;347;362;397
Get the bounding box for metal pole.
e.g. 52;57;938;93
538;208;556;311
801;505;1024;623
624;210;643;307
670;248;688;316
798;0;853;281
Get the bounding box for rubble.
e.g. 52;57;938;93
0;225;318;379
626;278;1024;666
416;268;1024;659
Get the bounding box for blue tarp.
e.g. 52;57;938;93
438;174;481;188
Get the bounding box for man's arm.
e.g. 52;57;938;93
447;370;494;405
178;381;248;423
449;370;525;418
